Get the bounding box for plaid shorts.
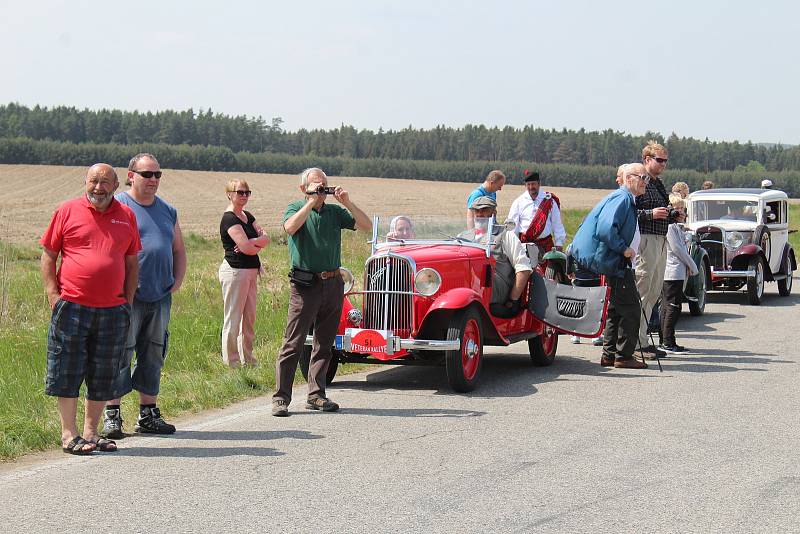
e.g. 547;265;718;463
45;299;131;401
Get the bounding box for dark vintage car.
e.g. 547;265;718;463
300;217;609;392
685;188;796;305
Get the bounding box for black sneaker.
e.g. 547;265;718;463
660;344;690;354
134;407;176;434
306;396;339;412
100;408;125;439
641;345;667;360
272;399;289;417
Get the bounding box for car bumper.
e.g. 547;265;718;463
711;269;756;278
304;334;460;354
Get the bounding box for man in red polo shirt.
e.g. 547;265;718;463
40;163;141;455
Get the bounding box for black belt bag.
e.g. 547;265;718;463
288;267;316;287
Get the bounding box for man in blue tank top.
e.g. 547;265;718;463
102;153;187;438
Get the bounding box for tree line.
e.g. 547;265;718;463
3;136;798;196
1;103;799;172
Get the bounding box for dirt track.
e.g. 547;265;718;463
0;164;621;244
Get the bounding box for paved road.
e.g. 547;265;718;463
2;283;799;533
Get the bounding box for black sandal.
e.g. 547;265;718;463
90;438;118;453
62;436;95;455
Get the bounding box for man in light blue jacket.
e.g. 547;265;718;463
571;164;649;369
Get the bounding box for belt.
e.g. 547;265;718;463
318;269;340;280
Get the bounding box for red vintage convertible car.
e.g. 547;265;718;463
301;216;609;392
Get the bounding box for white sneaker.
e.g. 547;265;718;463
592;337;604;346
570;335;581;344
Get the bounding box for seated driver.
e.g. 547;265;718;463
387;215;415;239
459;197;533;317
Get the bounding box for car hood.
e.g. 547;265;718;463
383;243;484;263
686;220;759;232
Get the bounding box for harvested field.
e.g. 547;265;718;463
12;163;793;244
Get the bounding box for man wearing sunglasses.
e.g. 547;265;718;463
634;141;672;358
102;153;187;439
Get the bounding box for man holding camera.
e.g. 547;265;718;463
635;141;672;357
272;168;371;417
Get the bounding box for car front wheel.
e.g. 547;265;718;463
444;308;483;392
688;261;707;316
746;257;765;305
778;253;793;296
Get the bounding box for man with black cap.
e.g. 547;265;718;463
507;169;566;262
460;196;532;317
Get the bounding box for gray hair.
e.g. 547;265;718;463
300;167;326;188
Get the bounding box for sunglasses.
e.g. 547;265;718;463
629;173;651;183
235;190;252;197
649;157;668;164
133;170;162;179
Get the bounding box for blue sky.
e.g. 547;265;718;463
1;0;798;143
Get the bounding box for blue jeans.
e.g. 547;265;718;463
115;294;172;397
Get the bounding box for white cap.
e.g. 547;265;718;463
761;179;773;189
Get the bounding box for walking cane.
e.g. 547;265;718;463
627;258;663;372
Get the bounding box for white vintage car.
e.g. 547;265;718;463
685;188;796;304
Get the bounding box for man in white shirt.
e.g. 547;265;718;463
507;170;566;261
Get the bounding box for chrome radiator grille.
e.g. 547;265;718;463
363;254;414;337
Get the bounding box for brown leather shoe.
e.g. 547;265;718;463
600;355;615;367
614;357;648;369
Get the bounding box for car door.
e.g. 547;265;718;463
765;200;788;273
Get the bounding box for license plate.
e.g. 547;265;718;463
346;328;390;354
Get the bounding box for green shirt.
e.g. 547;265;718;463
283;200;356;272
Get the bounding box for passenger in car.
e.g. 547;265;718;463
460;196;532;318
387;215;415;240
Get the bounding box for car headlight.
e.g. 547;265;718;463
340;267;355;294
724;231;744;251
414;268;442;296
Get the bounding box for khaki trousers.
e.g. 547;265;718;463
634;234;667;346
218;260;259;366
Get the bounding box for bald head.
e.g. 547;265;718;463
623;163;648;196
85;163;119;211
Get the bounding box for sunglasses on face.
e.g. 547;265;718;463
133;170;162;179
629;173;651;183
649;156;668;164
235;190;252;197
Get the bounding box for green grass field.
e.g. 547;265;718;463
1;206;797;461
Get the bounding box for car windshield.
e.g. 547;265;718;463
690;199;759;223
376;215;496;244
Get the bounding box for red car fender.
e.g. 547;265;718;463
418;288;507;345
428;287;483;311
337;297;356;335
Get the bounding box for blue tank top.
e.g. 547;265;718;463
116;192;177;302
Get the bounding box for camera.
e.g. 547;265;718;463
667;207;680;220
307;185;337;195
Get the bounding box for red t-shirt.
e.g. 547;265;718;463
40;196;142;308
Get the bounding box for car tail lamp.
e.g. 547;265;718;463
414;268;442;296
724;231;744;251
340;267;355;294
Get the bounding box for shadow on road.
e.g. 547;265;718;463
163;430;324;441
116;446;285;458
335;407;485;418
706;291;800;308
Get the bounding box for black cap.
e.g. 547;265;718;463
523;169;540;183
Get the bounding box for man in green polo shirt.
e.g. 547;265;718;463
272;167;372;416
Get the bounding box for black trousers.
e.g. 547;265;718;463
602;270;642;360
659;280;684;347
